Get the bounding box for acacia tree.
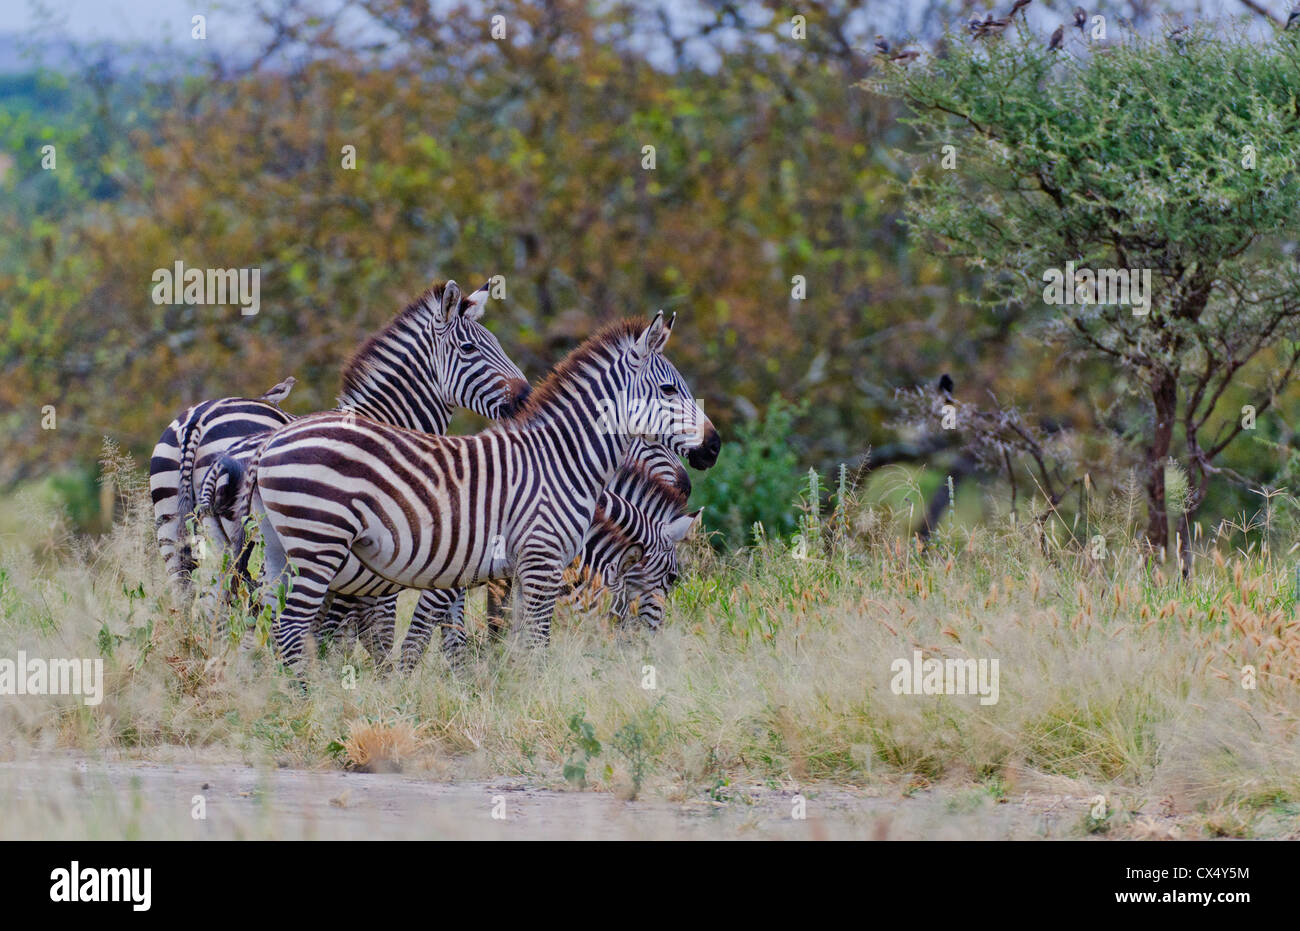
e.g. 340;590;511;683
876;25;1300;566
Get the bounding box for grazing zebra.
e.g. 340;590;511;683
481;437;690;642
228;311;720;670
153;280;530;663
568;462;703;630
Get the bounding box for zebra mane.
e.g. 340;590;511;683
339;280;487;405
595;462;690;540
611;460;688;516
502;318;644;426
339;283;446;404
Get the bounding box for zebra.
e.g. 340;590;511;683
227;311;720;670
479;437;690;642
151;383;296;591
568;461;703;631
151;280;530;664
388;452;702;670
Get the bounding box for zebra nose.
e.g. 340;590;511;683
687;426;721;470
501;379;531;416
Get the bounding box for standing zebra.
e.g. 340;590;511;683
151;280;530;663
230;311;720;669
151;383;295;592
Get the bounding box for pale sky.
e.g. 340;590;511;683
0;0;1286;47
2;0;246;42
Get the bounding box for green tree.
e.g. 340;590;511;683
877;26;1300;566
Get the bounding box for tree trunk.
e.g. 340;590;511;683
1144;373;1178;556
916;455;975;543
1177;509;1195;580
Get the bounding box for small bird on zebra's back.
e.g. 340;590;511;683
257;376;296;405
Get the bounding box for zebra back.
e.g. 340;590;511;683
157;392;295;585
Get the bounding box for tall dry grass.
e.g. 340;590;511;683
0;449;1298;838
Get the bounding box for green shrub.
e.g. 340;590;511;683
690;396;805;548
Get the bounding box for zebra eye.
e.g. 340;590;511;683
660;383;678;395
666;572;679;586
460;342;478;354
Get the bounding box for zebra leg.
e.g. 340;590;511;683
514;560;565;648
437;589;469;666
398;588;464;672
354;595;397;672
313;593;351;654
485;578;512;642
258;517;348;672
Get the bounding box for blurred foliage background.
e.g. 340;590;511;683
1;0;1296;547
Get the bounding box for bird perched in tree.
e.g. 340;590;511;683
1049;23;1065;50
890;49;920;64
875;34;890;55
1009;0;1032;17
1073;6;1087;30
970;14;1010;38
938;373;955;396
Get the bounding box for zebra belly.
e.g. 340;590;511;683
328;553;408;597
344;534;504;593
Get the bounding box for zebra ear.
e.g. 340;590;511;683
461;282;490;321
437;280;462;324
665;508;703;543
635;310;671;362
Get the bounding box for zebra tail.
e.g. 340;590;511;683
174;412;206;566
228;446;264;581
197;455;241;543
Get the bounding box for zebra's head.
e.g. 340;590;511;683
626;312;721;471
430;280;531;420
613;507;702;629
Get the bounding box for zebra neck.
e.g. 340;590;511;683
337;309;452;434
336;393;452;434
512;395;635;504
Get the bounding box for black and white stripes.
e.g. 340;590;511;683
394;442;700;668
233;312;719;668
151;280;529;666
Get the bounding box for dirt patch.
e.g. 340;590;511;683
0;755;1176;839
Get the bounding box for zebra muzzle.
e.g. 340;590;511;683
686;426;721;470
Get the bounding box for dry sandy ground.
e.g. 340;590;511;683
0;754;1191;839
